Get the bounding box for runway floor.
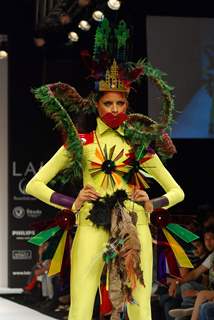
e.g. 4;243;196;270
0;297;57;320
0;289;162;319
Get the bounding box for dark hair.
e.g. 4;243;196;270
203;224;214;235
205;211;214;220
94;91;129;102
72;112;97;133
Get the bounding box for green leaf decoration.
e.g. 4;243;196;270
28;226;61;246
166;223;199;243
114;20;129;62
42;229;64;260
115;20;129;48
33;83;84;185
122;59;176;161
126;59;175;131
93;18;111;60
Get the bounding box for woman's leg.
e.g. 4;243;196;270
127;224;153;320
68;225;109;320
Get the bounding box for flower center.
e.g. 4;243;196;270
102;160;116;174
131;160;140;172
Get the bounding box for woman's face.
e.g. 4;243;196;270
204;232;214;252
96;91;128;118
192;240;206;257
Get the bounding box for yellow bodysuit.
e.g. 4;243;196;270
26;117;184;320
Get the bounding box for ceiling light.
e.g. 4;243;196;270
92;10;104;22
78;20;91;31
107;0;121;10
68;31;79;42
0;50;8;59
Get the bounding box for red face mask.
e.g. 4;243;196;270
101;112;128;129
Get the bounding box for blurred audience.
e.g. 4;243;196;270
168;224;214;319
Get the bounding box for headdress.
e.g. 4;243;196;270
99;59;129;92
33;18;176;186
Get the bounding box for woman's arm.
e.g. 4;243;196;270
142;153;185;209
26;145;100;212
25;145;75;210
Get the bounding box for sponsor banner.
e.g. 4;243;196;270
8;44;72;288
12;250;32;260
11;161;43;201
8;159;56;287
8;33;64;288
12;206;43;219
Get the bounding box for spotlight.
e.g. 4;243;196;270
107;0;121;10
0;50;8;59
78;20;91;31
68;31;79;42
92;10;104;22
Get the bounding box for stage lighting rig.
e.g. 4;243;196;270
92;10;104;21
78;20;91;31
68;31;79;42
34;0;125;47
107;0;121;10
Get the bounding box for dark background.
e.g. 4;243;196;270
1;1;214;286
147;16;214;139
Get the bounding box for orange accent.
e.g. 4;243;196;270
90;161;102;168
112;172;121;186
95;147;105;162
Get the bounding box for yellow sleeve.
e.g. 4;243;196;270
25;145;70;209
143;153;185;208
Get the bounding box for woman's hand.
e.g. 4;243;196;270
168;279;177;297
130;188;154;213
74;184;100;211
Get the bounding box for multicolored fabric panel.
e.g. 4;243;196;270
162;228;194;268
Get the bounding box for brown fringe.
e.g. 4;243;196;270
108;205;144;319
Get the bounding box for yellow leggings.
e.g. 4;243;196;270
68;223;153;320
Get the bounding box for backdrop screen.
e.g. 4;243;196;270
146;16;214;138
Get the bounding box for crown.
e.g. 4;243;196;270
98;59;129;92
